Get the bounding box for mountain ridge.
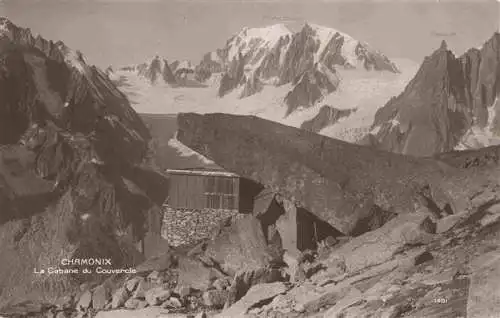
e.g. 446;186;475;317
0;17;169;308
370;33;500;156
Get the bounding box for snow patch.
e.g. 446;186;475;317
389;117;401;129
90;157;104;165
371;125;381;135
210;51;220;62
61;48;87;74
242;24;291;44
168;135;214;165
227;24;291;63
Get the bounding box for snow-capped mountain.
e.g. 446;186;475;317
196;24;292;82
369;34;500;156
0;17;88;74
197;23;400;115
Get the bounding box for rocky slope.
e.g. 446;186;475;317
172;112;500;318
198;23;400;116
370;34;500;156
0;17;169;310
49;212;500;318
53;112;500;318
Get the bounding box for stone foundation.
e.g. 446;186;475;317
162;206;238;246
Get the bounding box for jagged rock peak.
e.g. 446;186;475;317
134;55;177;85
479;31;500;51
370;31;500;156
0;17;90;74
440;39;448;50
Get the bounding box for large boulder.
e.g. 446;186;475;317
467;251;500;318
225;267;284;308
176;255;224;291
325;212;436;273
203;215;281;275
176;112;498;235
217;282;288;318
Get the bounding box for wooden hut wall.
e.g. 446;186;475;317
190;174;205;209
169;173;240;210
169;173;206;209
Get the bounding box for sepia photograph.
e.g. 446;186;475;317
0;0;499;317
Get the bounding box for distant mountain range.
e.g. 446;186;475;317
117;23;400;113
110;22;415;150
112;23;500;157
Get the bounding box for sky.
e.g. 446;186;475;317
0;0;498;68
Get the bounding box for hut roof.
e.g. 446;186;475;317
166;168;239;178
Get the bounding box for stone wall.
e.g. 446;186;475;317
162;206;238;246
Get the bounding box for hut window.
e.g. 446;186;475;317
204;176;238;210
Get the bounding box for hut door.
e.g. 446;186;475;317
297;208;317;251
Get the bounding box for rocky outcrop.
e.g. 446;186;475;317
371;34;500;156
170;60;201;87
136;55;177;85
36;201;499;318
467;250;500;318
218;282;288;318
0;17;169;309
194;51;226;82
203;215;282;275
301;105;356;133
218;53;246;97
324;213;436;273
284;65;340;115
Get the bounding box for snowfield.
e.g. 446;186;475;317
111;57;418;143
